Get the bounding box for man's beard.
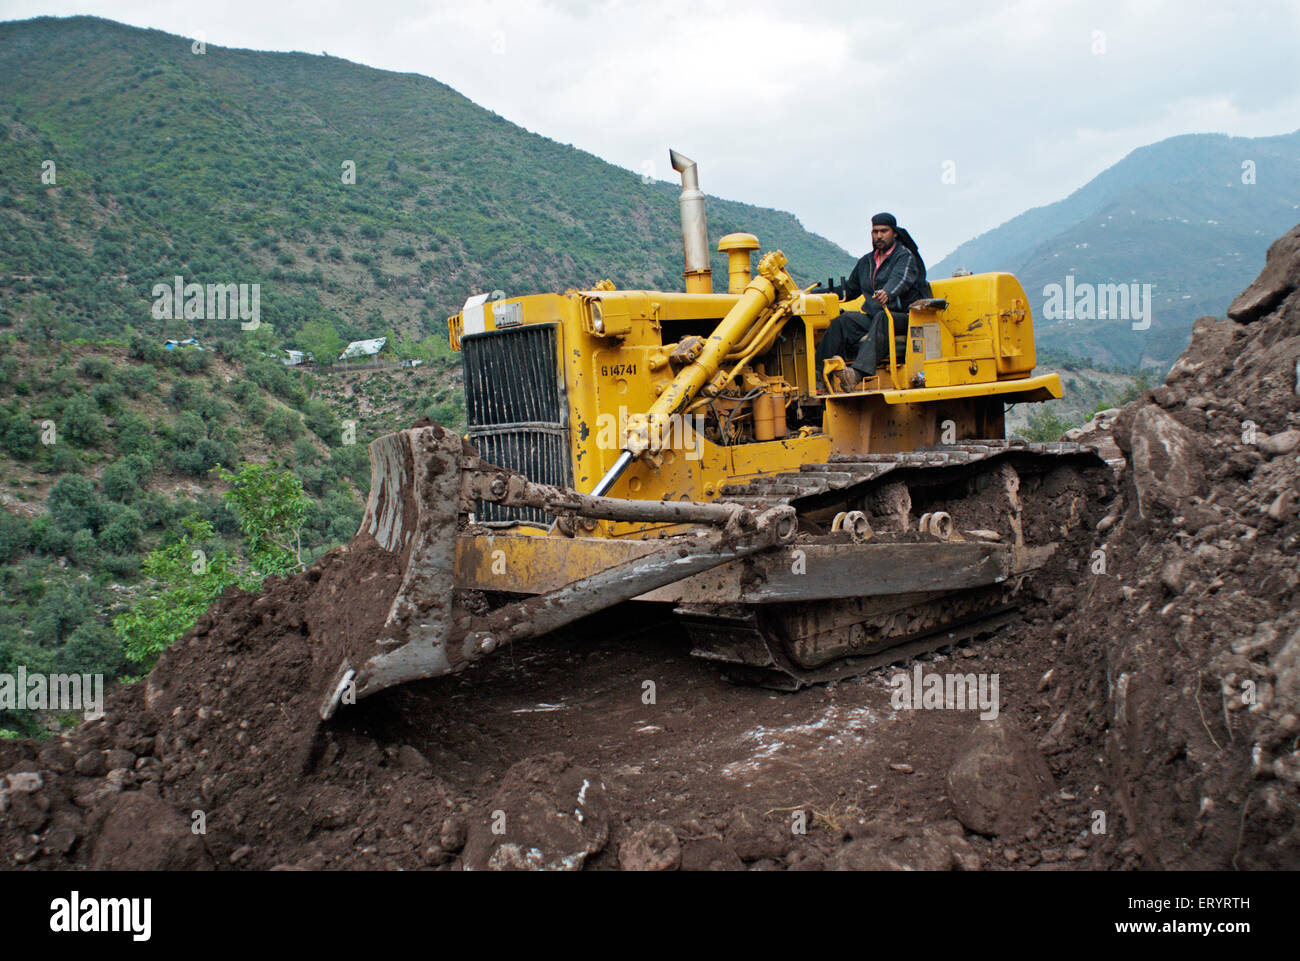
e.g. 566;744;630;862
873;236;892;250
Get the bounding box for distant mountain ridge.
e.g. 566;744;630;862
0;16;850;350
934;130;1300;369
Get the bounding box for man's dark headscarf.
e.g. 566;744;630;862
871;212;926;283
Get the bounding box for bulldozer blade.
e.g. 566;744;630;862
318;425;467;720
317;424;798;720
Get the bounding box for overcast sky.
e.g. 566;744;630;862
4;0;1299;260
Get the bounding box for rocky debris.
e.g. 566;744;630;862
0;559;466;871
462;754;610;871
1065;408;1125;472
89;793;213;871
1121;404;1204;520
829;820;981;871
1228;224;1300;323
679;836;745;871
724;805;791;862
946;716;1055;837
618;821;681;871
1068;221;1300;868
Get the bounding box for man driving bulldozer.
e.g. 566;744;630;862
814;212;932;390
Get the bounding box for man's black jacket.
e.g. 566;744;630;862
842;243;932;315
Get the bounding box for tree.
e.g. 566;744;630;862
297;320;342;368
112;518;238;668
24;295;64;353
214;463;310;578
1018;409;1077;443
63;394;107;447
48;474;105;532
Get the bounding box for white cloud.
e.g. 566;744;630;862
3;0;1296;264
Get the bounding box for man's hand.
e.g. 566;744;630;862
872;290;889;306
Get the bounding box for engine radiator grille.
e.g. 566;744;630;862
461;323;570;525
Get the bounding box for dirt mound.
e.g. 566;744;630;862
0;536;468;870
1053;222;1300;868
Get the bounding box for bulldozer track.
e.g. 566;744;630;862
677;440;1111;688
716;440;1105;516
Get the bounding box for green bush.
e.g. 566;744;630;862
50;446;79;474
101;456;145;502
92;379;124;413
99;551;142;578
70;527;99;567
176;349;208;374
0;409;37;458
171;438;231;476
113;518;238;668
117;414;156;458
56;620;126;678
262;406;302;443
29;582;91;646
29;515;71;555
136;490;181;529
99;507;142;554
80;356;112;379
120;364;158;398
173;410;206;447
302;398;338;441
63;394;107;446
1018;409;1078;443
48;474;105;532
0;512;32;562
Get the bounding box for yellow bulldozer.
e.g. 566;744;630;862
317;150;1107;719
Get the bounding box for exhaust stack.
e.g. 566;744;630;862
670;149;713;295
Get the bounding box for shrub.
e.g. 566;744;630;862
116;415;156;459
171;438;231;476
99;507;142;554
56;620;126;678
0;512;32;562
79;356;112;379
29;515;71;555
48;474;105;532
92;379;123;413
262;407;302;443
29;582;91;646
70;527;99;567
0;409;37;458
99;551;142;579
120;364;157;398
173;411;206;447
63;394;107;447
302;398;338;441
169;379;193;407
101;454;150;502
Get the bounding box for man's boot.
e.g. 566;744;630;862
841;366;863;390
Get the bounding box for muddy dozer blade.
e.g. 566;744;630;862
316;424;468;720
315;424;797;720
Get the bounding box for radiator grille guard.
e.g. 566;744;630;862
461;323;571;525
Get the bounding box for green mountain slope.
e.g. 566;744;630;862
934;131;1300;369
0;15;850;350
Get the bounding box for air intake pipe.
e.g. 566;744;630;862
670;149;713;294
